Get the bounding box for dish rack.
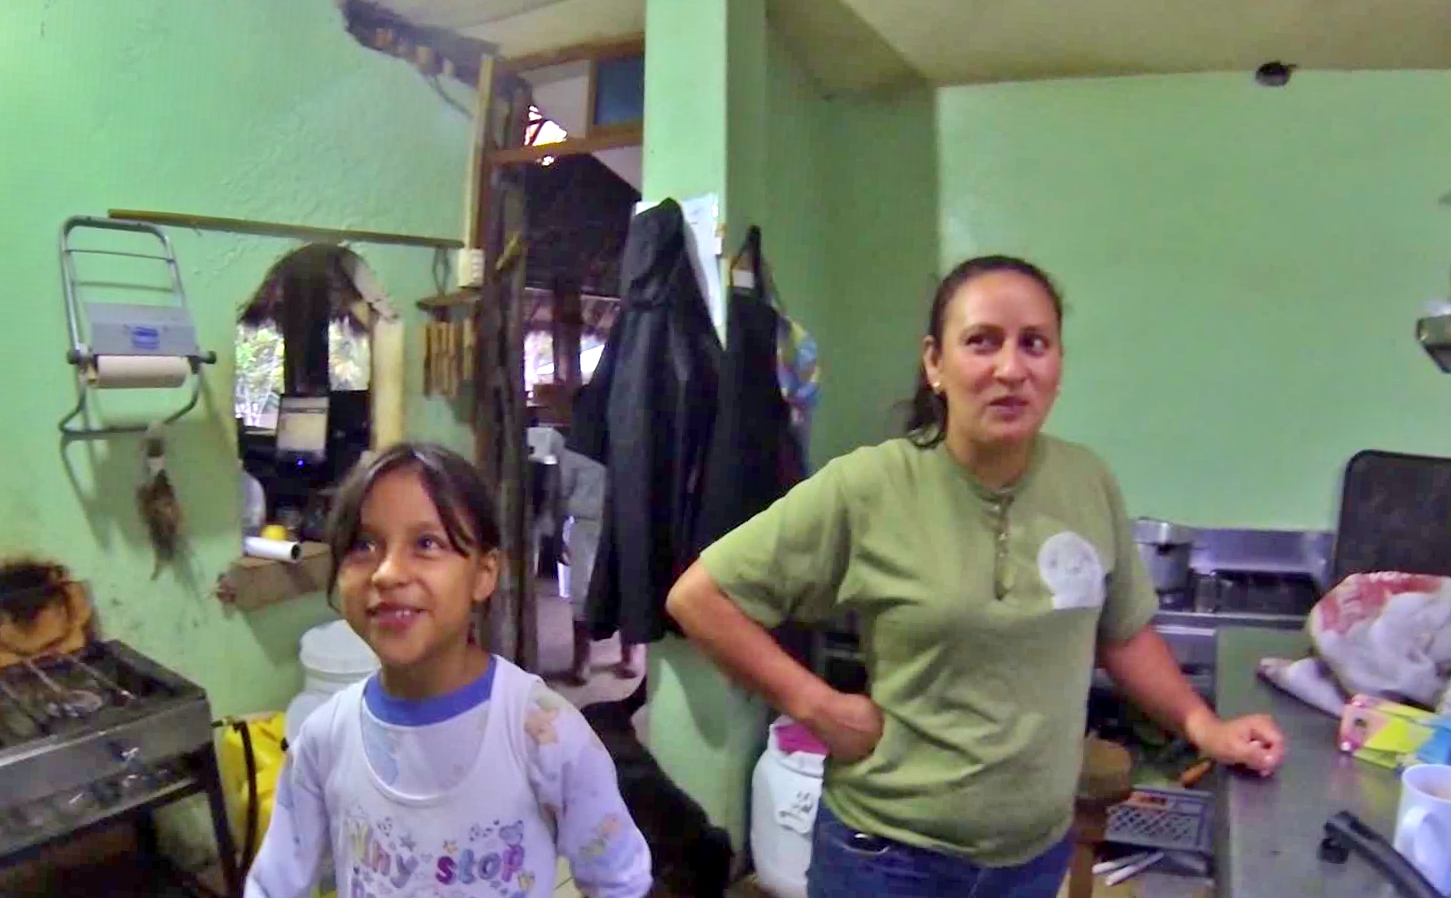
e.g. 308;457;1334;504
1105;785;1213;854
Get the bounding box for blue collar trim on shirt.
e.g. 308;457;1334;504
363;658;497;727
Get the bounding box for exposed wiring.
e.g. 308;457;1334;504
427;74;472;119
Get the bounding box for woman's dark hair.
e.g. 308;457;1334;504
324;441;501;596
904;255;1064;447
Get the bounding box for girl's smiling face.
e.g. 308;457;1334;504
337;466;498;686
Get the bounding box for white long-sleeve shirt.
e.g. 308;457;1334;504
244;656;652;898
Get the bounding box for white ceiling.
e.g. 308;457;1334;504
367;0;1451;90
838;0;1451;85
368;0;644;60
523;62;642;188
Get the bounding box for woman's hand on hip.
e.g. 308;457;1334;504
802;689;884;764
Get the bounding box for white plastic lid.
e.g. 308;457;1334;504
299;620;380;678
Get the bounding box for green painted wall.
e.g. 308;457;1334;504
1;0;472;721
936;72;1451;529
760;29;833;371
811;85;940;468
642;0;727;203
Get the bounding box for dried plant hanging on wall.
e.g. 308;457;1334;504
137;424;182;580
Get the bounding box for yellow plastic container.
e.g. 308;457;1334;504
218;714;336;898
218;714;286;851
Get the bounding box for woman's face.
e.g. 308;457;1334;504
922;270;1063;451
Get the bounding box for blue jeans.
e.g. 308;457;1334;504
807;803;1071;898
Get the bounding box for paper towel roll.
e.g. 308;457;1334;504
243;537;302;562
87;355;189;389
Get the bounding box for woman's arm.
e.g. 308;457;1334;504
667;562;882;762
1099;625;1285;775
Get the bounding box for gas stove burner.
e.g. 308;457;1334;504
0;640;240;896
44;688;104;718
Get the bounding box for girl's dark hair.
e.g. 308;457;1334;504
324;441;501;596
904;255;1065;447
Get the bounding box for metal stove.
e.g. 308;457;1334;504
1149;527;1332;698
0;640;239;896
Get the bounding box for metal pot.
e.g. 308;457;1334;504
1134;518;1196;596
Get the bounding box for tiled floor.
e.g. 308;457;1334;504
535;588;645;708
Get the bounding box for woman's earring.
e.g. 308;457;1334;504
931;382;943;394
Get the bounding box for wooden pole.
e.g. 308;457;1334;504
497;81;536;673
466;55;536;671
552;274;583;409
464;56;496;252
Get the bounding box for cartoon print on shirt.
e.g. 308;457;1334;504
574;812;636;878
523;703;560;747
340;806;537;897
1038;530;1106;610
431;819;531;893
341;808;426;895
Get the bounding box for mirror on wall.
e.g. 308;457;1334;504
234;245;380;542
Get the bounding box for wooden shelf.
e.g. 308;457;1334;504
416;290;480;312
108;209;463;250
220;541;330;611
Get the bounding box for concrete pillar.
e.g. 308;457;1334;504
640;0;771;849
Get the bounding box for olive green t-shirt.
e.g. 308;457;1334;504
699;435;1158;866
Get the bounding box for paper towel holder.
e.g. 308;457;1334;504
57;216;217;439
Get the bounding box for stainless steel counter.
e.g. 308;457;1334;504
1214;627;1403;897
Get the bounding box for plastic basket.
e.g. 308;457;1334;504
1105;785;1213;854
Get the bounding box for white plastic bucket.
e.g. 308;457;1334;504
750;717;825;898
284;620;379;744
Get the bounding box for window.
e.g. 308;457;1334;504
234;321;370;429
526;105;567;166
523;327;606;392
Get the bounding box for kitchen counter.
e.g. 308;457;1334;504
1214;627;1403;897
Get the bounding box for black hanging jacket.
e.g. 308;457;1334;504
568;199;722;644
693;227;802;554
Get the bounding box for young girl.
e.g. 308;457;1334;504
245;443;653;898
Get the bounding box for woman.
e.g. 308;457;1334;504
666;256;1285;897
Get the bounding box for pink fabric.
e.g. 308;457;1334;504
774;720;828;756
